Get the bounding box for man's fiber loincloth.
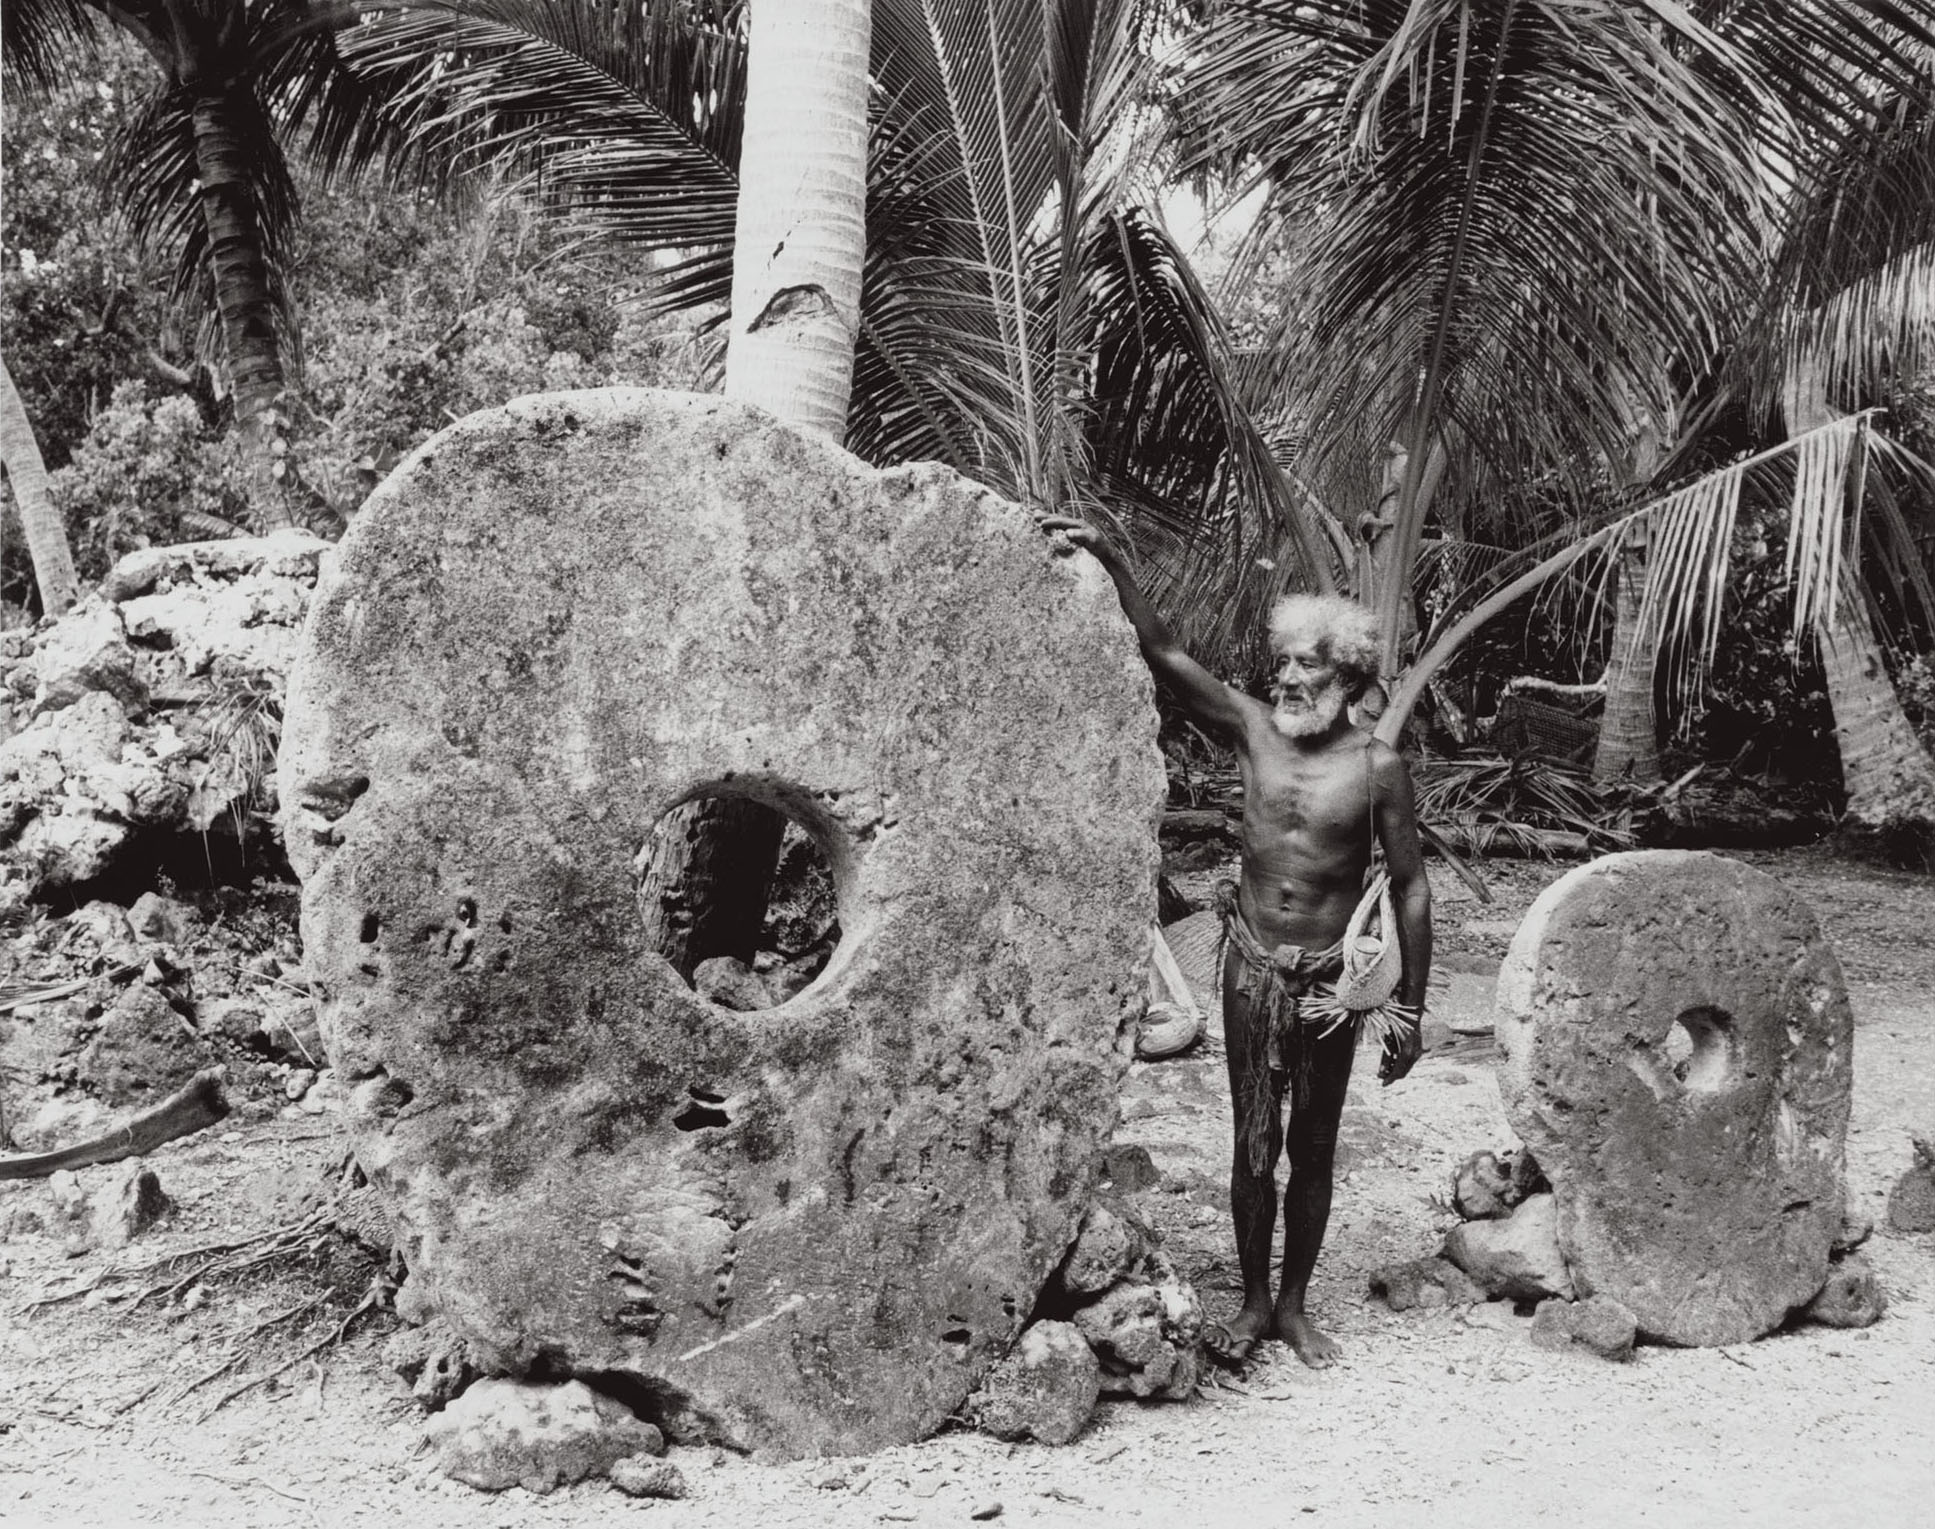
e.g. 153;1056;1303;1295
1215;881;1347;1178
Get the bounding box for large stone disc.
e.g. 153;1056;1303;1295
278;390;1163;1457
1496;851;1852;1345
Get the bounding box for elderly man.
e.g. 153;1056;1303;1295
1044;519;1432;1368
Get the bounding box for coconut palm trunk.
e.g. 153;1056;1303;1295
1818;587;1935;830
0;354;81;616
1593;532;1662;786
723;0;871;439
190;87;297;532
640;0;874;978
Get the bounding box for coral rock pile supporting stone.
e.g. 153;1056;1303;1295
967;1196;1204;1443
0;536;329;916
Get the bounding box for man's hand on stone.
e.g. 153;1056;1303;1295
1036;514;1108;560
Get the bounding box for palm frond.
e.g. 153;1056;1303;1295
1386;412;1922;733
2;0;99;90
340;0;745;245
1175;0;1795;657
335;0;1336;619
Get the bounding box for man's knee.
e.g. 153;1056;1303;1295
1284;1126;1339;1175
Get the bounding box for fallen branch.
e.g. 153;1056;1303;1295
1160;808;1239;844
0;1068;228;1180
1424;825;1592;859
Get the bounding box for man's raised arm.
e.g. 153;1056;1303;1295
1040;517;1245;737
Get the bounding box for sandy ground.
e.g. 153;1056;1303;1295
1;847;1931;1529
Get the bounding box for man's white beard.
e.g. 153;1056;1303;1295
1272;680;1346;738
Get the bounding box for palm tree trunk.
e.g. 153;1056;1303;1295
638;794;788;982
723;0;872;438
1818;589;1935;828
643;0;874;977
190;90;297;532
1593;534;1661;786
0;354;81;616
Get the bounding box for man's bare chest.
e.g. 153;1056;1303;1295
1240;741;1374;846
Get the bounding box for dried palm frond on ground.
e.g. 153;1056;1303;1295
1415;754;1637;856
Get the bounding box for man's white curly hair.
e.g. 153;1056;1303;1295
1267;594;1383;698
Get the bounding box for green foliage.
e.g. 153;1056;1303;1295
40;383;248;589
1678;594;1837;785
190;671;284;842
4;101;708;591
1893;651;1935;753
0;42;173;470
283;179;709;529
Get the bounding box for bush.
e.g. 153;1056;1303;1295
49;382;250;583
1893;651;1935;754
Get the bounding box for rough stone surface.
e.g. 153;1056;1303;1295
1885;1137;1935;1233
33;600;147;713
75;984;214;1106
0;535;329;915
425;1378;662;1494
279;390;1163;1459
1450;1148;1546;1221
608;1458;687;1499
1368;1256;1488;1311
1441;1193;1574;1302
1095;1143;1160;1194
128;892;198;945
1496;851;1852;1346
1055;1200;1147;1298
1069;1259;1204;1400
965;1321;1101;1445
1529;1295;1638;1361
86;1162;172;1248
1803;1256;1886;1328
384;1319;478;1412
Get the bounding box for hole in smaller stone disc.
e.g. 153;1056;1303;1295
1666;1006;1734;1093
636;791;842;1008
673;1100;732;1132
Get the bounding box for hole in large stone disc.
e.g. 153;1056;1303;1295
635;790;841;1010
1665;1006;1735;1092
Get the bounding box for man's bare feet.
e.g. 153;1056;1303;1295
1207;1305;1274;1367
1275;1311;1342;1368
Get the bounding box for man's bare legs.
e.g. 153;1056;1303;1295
1221;959;1358;1367
1274;1019;1357;1366
1221;975;1282;1361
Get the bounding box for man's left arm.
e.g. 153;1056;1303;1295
1372;741;1432;1085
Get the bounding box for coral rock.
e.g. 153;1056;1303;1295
966;1321;1100;1445
425;1378;663;1494
1529;1295;1638;1361
1442;1193;1574;1303
1803;1256;1886;1329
